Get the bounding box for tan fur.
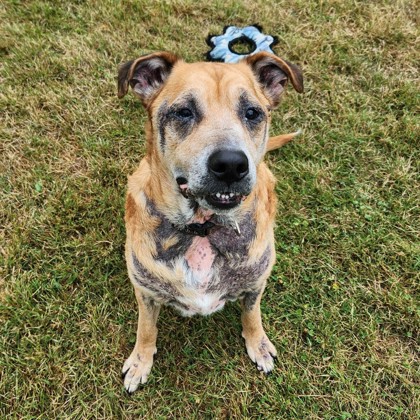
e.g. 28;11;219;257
247;163;277;263
118;52;303;392
267;131;301;151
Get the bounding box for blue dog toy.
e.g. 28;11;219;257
206;25;278;63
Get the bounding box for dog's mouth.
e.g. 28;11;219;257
204;192;246;209
176;178;247;210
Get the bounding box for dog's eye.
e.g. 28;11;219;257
245;107;261;121
174;108;193;120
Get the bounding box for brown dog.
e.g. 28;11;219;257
117;51;303;392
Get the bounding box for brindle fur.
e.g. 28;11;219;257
118;51;303;392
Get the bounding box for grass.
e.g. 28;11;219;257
1;0;419;418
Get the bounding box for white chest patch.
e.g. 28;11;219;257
176;293;226;317
177;236;224;316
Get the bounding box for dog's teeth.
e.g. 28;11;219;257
212;192;244;202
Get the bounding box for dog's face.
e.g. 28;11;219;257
118;52;303;214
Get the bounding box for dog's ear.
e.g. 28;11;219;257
117;52;179;105
246;52;303;107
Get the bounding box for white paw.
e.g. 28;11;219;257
122;350;155;393
244;334;277;374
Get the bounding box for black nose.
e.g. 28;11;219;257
208;150;249;184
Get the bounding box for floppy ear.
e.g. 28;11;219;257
117;52;179;105
246;52;303;107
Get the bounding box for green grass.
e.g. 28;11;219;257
1;0;419;418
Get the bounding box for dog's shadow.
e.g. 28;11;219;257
150;302;247;382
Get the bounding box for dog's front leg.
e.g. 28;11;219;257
240;288;277;374
122;288;160;392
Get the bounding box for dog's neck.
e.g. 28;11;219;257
142;192;246;238
175;220;216;237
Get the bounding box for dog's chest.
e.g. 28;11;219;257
131;208;271;316
174;233;271;316
184;236;215;272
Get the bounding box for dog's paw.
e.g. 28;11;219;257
122;350;155;393
243;334;277;374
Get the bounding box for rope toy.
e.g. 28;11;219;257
206;25;278;63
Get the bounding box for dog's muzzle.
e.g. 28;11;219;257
205;149;250;209
177;149;251;210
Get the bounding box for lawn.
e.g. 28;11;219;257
1;0;419;418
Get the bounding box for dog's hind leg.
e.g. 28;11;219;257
240;288;277;374
122;288;160;392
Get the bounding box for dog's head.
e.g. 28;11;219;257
118;52;303;214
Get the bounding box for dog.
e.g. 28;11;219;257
117;51;303;393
